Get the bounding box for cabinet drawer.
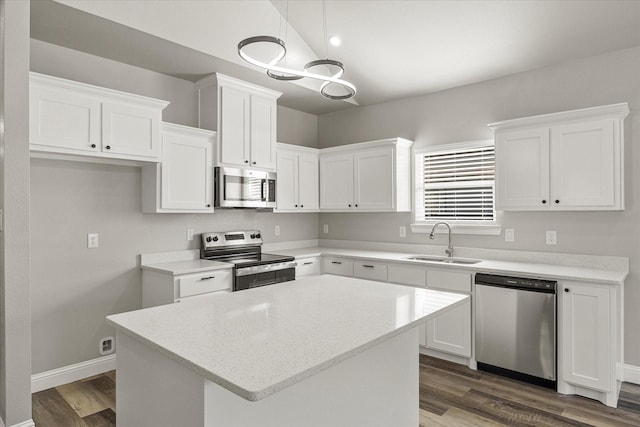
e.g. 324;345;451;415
323;258;354;276
178;269;232;298
296;257;321;277
426;270;471;293
388;264;427;287
354;261;388;282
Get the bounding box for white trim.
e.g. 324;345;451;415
410;222;501;236
414;139;493;155
624;364;640;385
8;420;35;427
31;354;116;393
488;102;629;131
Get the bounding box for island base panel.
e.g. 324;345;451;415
115;328;420;427
204;328;419;427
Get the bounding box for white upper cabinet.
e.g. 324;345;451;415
276;143;319;212
141;123;215;213
29;72;168;163
197;73;281;171
490;103;629;211
319;138;413;212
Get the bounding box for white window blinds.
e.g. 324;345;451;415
421;144;495;222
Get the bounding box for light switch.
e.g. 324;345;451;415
275;225;280;236
399;226;406;237
186;228;195;241
323;224;329;234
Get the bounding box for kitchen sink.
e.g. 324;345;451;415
405;255;481;265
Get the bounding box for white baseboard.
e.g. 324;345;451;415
9;420;35;427
624;363;640;385
31;354;116;393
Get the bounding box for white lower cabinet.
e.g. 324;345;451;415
425;269;472;358
425;299;471;357
323;258;354;276
387;264;428;346
558;280;621;407
142;267;232;308
296;257;321;277
354;260;388;282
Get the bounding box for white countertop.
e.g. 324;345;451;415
141;259;232;275
269;247;628;284
107;275;468;401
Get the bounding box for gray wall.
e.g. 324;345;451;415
29;41;318;373
1;0;32;424
318;46;640;365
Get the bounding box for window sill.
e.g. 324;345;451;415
410;223;502;236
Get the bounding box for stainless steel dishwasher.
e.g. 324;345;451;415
475;273;557;389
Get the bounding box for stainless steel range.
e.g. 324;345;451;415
200;230;296;291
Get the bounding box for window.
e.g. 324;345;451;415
412;140;499;235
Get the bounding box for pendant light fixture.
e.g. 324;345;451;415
237;0;356;100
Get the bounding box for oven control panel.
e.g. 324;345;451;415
201;230;263;249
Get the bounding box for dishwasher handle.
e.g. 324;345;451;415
475;273;556;293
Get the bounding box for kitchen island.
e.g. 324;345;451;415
107;275;468;427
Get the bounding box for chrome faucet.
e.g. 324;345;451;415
429;222;453;258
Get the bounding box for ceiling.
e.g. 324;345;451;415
31;0;640;115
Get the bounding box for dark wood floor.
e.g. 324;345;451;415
32;355;640;426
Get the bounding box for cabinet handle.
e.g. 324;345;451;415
555;200;560;204
206;204;211;208
303;261;314;265
245;160;249;164
105;145;111;150
362;265;374;268
331;261;342;265
295;204;298;207
300;205;304;208
90;144;96;148
252;161;256;165
355;204;359;207
199;276;216;281
541;200;546;204
564;288;570;293
348;204;352;207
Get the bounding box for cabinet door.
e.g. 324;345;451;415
354;147;395;210
298;152;319;210
102;102;160;160
161;131;213;211
30;84;101;153
496;128;550;210
320;153;354;209
550;119;615;208
276;150;299;210
426;298;471;357
249;95;276;170
561;284;611;391
219;85;249;166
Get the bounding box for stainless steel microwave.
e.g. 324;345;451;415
214;167;276;208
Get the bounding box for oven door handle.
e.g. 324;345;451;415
235;261;298;276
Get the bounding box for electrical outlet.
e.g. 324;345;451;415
546;230;557;245
275;225;280;236
323;224;329;234
186;228;195;241
99;336;115;356
399;226;406;237
505;228;515;242
87;233;99;248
